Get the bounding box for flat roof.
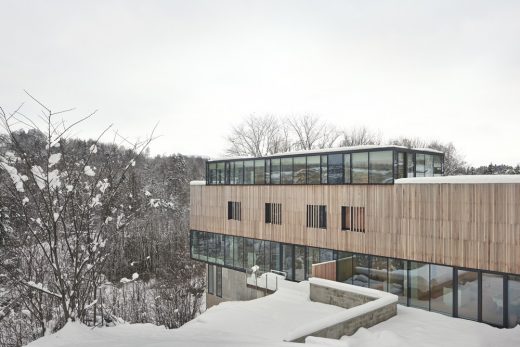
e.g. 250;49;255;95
208;145;443;162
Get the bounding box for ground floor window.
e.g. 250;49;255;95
191;230;519;328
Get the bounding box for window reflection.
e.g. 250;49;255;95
509;275;520;328
409;261;429;309
430;264;453;315
271;158;280;184
369;151;393;184
482;273;503;326
306;156;320;184
328;154;343;184
254;160;265;184
244;160;254;184
458;270;479;321
352;152;369;183
293;157;306;184
388;258;407;305
281;157;293;184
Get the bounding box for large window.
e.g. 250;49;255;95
395;152;406;179
293;157;306;184
208;163;217;184
281;157;293;184
227;201;241;221
320;155;328;184
207;264;215;294
246;238;255;268
388;258;407;305
265;203;282;225
508;275;520;328
409;261;429;310
233;236;244;268
216;266;222;297
270;242;281;271
306;156;320;184
369;151;393;184
351;254;370;287
425;154;434;177
234;161;244;184
244;160;254;184
434;155;443;176
282;244;294;281
306;247;321;279
457;270;479;321
352;152;369;183
254;240;270;272
344;154;351;183
307;205;327;229
271;158;280;184
430;264;454;315
369;256;388;292
415;154;425;177
254;160;265;184
328;154;343;184
216;162;225;184
482;273;504;326
407;154;415;177
295;246;306;282
224;235;234;267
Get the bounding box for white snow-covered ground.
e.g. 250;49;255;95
27;279;520;347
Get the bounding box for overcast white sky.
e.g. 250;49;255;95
1;0;520;166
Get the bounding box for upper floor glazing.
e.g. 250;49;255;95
206;146;443;185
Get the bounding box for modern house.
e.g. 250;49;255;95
189;145;520;328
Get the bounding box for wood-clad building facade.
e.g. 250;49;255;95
190;146;520;328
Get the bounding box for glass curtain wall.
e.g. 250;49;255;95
244;160;254;184
282;244;294;281
233;236;244;268
246;238;255;269
320;156;328;184
224;235;234;267
254;160;265;184
344;154;351;183
369;151;393;184
270;242;281;271
388;258;407;304
281;158;293;184
293;157;306;184
457;270;479;321
407;154;415;177
352;152;369;183
409;261;429;309
351;254;370;287
235;161;244;184
295;246;306;281
430;264;454;315
415;154;425;177
327;154;343;184
271;158;281;184
369;256;388;291
306;156;320;184
481;273;504;326
509;275;520;328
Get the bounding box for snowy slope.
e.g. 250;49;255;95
27;280;520;347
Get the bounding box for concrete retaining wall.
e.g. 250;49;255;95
289;280;397;342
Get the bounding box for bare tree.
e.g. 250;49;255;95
389;137;466;175
225;114;288;157
339;126;382;147
287;115;340;150
0;94;156;334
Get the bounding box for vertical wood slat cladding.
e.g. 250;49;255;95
190;184;520;275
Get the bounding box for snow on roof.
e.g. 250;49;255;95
209;145;443;162
396;175;520;184
189;180;206;186
411;147;444;154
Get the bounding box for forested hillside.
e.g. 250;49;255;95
0;112;207;346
